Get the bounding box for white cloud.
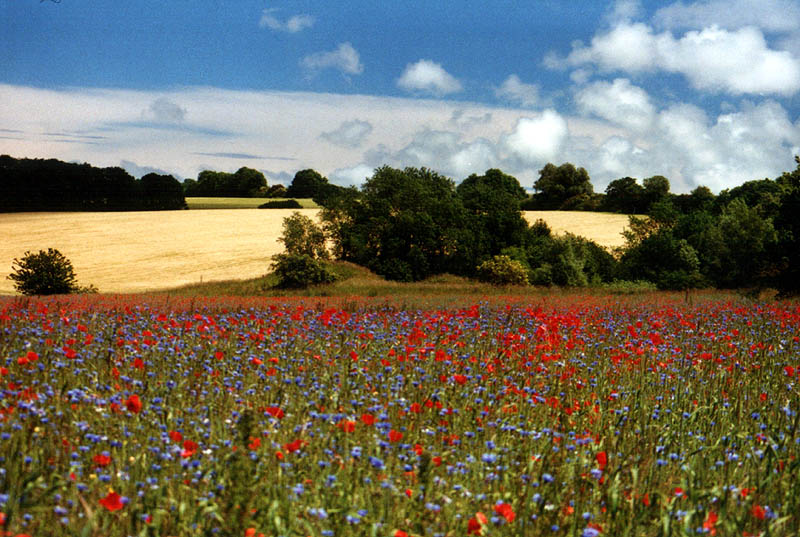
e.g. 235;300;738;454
397;60;462;96
319;119;373;148
653;0;800;33
259;9;314;33
301;42;363;75
330;163;373;186
606;0;643;25
2;83;797;194
565;22;800;95
502;111;569;165
495;74;540;107
575;78;655;132
568;23;658;71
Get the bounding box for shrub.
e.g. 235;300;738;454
278;212;329;259
258;199;303;209
8;248;83;295
476;255;529;286
270;253;338;289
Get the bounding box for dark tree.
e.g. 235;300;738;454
139;173;187;210
457;168;529;263
0;155;185;212
322;166;472;281
773;157;800;294
642;175;670;212
530;162;593;210
603;177;644;213
286;169;327;198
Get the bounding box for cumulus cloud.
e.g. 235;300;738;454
259;9;314;33
329;163;374;186
653;0;800;33
146;97;186;122
575;78;655;132
502;111;569;165
495;75;540;107
301;42;363;75
606;0;643;24
564;22;800;95
319;119;373;148
397;60;462;96
3;83;798;194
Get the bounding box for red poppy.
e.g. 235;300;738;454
703;511;718;535
338;420;356;433
125;394;142;414
283;439;305;453
266;406;284;419
494;502;515;523
248;436;261;450
99;491;124;512
751;505;766;520
360;413;376;425
388;429;403;443
169;430;183;442
453;374;467;385
394;531;409;537
93;453;111;467
467;512;488;535
181;440;198;458
595;451;607;470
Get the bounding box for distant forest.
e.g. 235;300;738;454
0;155;186;212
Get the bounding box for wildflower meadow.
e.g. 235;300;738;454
0;294;798;536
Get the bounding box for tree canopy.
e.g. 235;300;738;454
529;162;593;210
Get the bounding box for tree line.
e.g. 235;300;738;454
0;155;186;212
305;160;800;294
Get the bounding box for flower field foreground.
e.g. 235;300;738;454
0;295;799;536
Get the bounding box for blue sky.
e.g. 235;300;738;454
2;0;800;192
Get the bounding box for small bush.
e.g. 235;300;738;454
599;279;659;294
259;199;303;209
270;253;338;288
476;255;529;286
279;212;329;259
8;248;94;295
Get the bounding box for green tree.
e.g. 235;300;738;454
9;248;81;295
642;175;670;211
619;230;702;289
716;198;778;288
139;173;187;210
456;168;528;264
233;167;268;197
277;212;329;260
530;162;593;210
286;169;327;198
603;177;644;213
322;166;472;281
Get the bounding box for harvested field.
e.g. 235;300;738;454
524;210;631;248
1;209;632;294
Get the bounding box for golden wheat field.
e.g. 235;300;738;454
0;209;632;294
